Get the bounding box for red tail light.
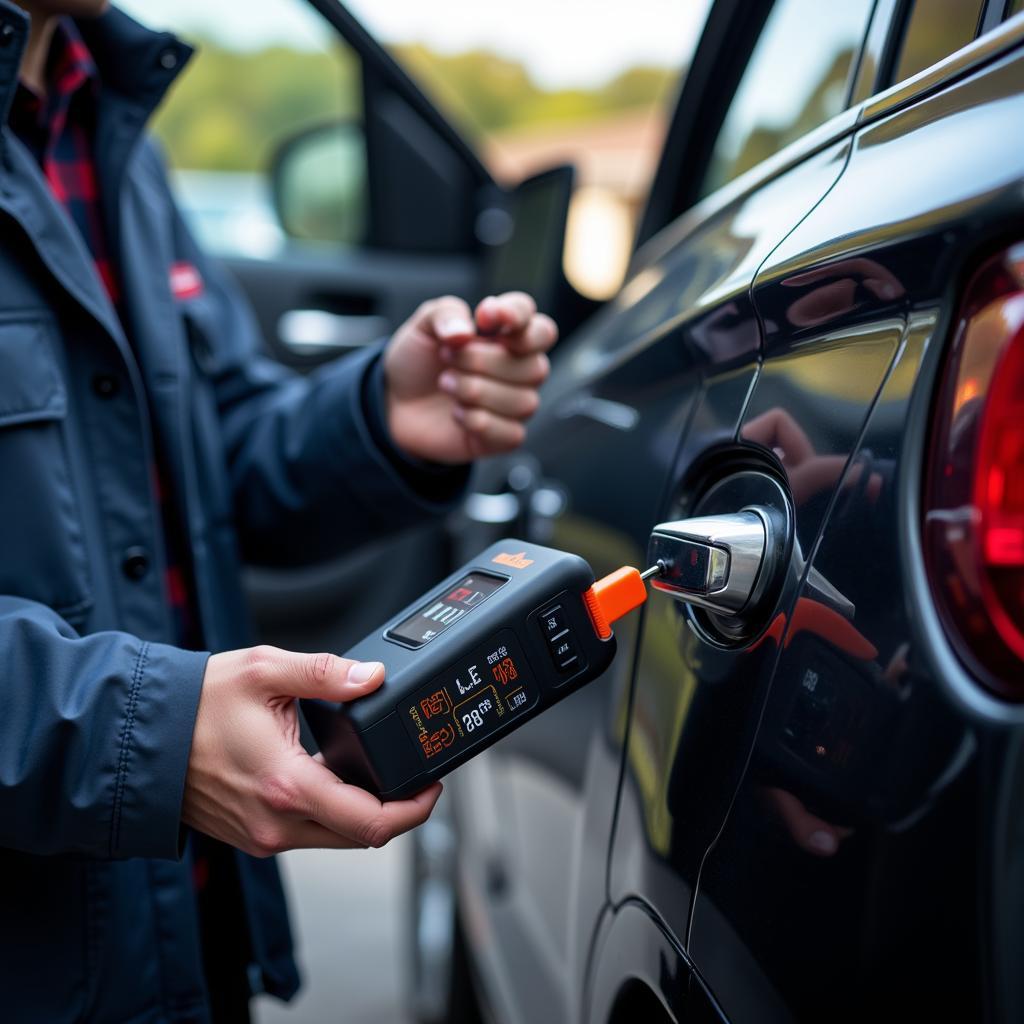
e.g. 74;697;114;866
924;243;1024;698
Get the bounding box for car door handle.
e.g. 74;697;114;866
462;487;567;527
464;491;521;525
277;309;390;354
647;509;771;615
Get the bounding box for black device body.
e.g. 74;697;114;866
303;540;616;799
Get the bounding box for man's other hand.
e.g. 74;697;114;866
182;647;442;856
383;291;557;463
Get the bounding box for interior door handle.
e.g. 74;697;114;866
464;491;521;525
278;309;390;354
647;509;771;615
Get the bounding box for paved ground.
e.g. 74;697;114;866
253;838;413;1024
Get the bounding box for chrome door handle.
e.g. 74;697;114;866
277;309;390;354
647;509;771;614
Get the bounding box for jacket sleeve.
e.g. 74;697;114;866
152;145;469;568
0;594;208;859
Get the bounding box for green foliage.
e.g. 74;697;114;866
152;40;359;171
395;44;677;137
151;37;677;172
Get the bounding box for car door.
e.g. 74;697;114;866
676;3;1024;1021
604;0;884;959
118;0;506;654
444;2;879;1020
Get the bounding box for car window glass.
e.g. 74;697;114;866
344;0;710;299
117;0;364;256
892;0;984;83
699;0;873;199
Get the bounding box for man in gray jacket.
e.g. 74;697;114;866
0;1;556;1020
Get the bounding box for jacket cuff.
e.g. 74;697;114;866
360;348;471;505
316;345;470;530
110;641;209;860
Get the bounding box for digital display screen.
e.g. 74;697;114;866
401;629;539;766
386;571;507;648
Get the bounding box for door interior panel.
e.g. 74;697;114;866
216;1;494;658
223;248;480;370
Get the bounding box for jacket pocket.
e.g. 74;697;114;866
0;315;93;623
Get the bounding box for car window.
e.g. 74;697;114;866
892;0;984;84
699;0;874;199
344;0;710;299
117;0;364;258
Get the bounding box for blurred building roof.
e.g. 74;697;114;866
484;107;666;199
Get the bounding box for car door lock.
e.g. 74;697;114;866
647;509;772;615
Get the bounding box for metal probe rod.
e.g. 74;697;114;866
639;563;664;582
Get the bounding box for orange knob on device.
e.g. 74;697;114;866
583;566;650;639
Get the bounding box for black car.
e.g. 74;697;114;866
398;2;1024;1022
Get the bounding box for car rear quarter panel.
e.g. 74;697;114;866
689;43;1024;1022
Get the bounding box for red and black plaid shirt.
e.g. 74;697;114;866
10;20;198;649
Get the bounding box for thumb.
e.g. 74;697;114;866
245;646;385;702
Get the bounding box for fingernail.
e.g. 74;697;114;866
807;830;839;855
438;370;457;393
451;404;465;423
347;661;383;686
440;317;473;338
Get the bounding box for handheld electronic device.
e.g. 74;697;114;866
304;539;655;799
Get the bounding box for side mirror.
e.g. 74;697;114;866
271;121;367;245
484;164;603;337
484;164;574;317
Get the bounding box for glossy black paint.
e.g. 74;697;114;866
445;9;1024;1024
684;42;1024;1022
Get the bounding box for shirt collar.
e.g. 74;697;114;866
0;1;192;143
12;18;98;130
47;17;99;101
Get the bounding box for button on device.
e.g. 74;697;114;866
92;373;120;399
551;635;579;672
122;547;150;580
539;605;568;639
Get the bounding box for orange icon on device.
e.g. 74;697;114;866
492;551;534;569
420;690;451;719
420;724;456;759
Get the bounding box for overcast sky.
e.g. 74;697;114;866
117;0;711;89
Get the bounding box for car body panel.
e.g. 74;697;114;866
689;42;1024;1022
449;135;854;1023
584;901;693;1024
605;137;863;944
445;7;1024;1024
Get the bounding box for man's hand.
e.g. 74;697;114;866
383;291;557;463
182;647;442;856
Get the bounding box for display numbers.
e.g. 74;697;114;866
404;632;536;765
461;695;495;733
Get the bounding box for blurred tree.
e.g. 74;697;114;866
151;37;677;172
152;40;358;170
